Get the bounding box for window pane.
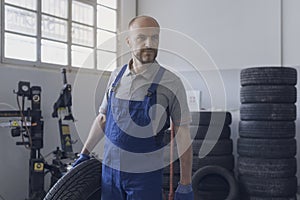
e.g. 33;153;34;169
5;0;36;10
72;45;94;68
97;0;117;9
72;23;94;47
41;40;67;65
97;30;116;51
5;33;36;61
42;15;67;42
42;0;68;18
72;1;93;26
97;6;116;32
5;6;37;36
97;50;116;71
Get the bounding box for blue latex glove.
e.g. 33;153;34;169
174;183;194;200
72;153;90;167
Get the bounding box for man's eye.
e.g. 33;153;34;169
137;35;146;41
152;35;159;40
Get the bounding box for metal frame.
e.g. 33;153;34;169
0;0;119;72
0;0;4;61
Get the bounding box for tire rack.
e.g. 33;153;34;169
238;67;298;199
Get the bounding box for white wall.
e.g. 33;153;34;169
138;0;281;70
282;0;300;66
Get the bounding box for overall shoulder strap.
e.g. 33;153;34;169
111;64;127;91
146;67;166;97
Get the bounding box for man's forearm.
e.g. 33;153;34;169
81;114;106;155
175;125;193;185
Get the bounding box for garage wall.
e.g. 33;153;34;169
137;0;300;184
0;1;136;199
138;0;281;70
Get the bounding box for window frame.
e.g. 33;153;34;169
0;0;119;72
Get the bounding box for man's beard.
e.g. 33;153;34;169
133;48;158;64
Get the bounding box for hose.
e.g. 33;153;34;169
168;122;175;200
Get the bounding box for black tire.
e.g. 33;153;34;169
237;157;297;178
191;111;232;126
193;155;235;172
197;173;231;192
162;175;180;190
44;159;102;200
243;196;297;200
196;190;229;200
239;175;297;197
240;104;296;121
240;85;297;103
163;146;178;162
239;121;295;139
240;67;297;86
163;160;180;175
192;139;233;156
163;130;177;145
237;138;296;158
190;125;231;140
192;166;239;200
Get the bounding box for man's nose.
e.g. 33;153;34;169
145;37;153;48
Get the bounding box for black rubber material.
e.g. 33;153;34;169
240;85;297;103
239;121;295;139
197;173;231;192
163;175;180;190
193;155;234;172
192;166;239;200
196;190;229;200
240;104;296;121
237;157;297;178
190;111;232;126
163;160;180;175
44;159;102;200
190;125;231;140
163;146;178;162
192;139;233;156
237;138;296;158
240;67;297;86
244;196;297;200
239;175;297;197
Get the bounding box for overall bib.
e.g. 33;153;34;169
101;65;170;200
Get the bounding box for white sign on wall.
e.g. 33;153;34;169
186;90;201;112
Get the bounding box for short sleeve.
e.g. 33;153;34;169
169;78;191;126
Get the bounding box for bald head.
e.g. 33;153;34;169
128;16;160;30
126;16;160;66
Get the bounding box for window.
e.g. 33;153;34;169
1;0;118;71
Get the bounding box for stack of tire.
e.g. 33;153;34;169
190;111;238;199
238;66;298;199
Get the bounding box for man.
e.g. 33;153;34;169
73;15;193;200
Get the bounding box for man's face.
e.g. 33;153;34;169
128;27;160;64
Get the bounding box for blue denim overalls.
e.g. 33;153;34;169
101;64;170;200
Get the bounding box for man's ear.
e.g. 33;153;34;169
126;36;131;48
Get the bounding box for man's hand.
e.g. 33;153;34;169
174;183;194;200
72;153;90;167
